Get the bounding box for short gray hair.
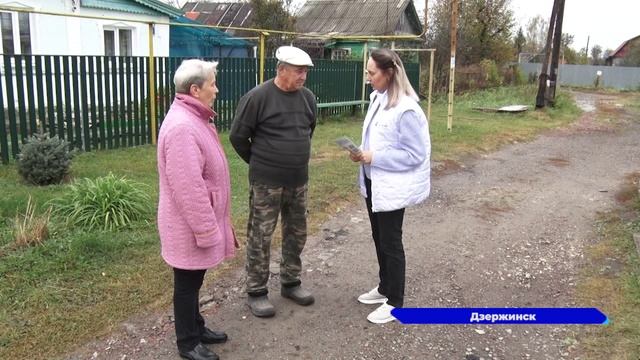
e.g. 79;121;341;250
174;59;218;94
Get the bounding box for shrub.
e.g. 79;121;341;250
17;133;74;186
479;59;502;87
50;173;152;231
13;196;51;248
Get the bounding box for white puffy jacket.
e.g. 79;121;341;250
358;91;431;212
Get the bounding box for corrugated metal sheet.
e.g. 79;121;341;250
295;0;422;36
81;0;183;17
519;63;640;90
182;2;254;37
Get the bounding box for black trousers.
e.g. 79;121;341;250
364;176;406;308
173;268;207;352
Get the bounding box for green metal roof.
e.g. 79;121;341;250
81;0;183;18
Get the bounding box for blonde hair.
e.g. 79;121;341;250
174;59;218;94
370;48;418;109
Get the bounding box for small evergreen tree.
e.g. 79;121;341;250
17;133;74;186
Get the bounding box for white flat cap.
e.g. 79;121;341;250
276;46;314;67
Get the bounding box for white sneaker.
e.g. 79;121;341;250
367;303;396;324
357;286;388;304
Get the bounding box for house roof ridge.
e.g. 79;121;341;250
131;0;183;17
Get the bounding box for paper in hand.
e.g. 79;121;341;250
335;136;362;155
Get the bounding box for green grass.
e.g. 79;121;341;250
576;190;640;359
429;85;580;160
0;85;587;358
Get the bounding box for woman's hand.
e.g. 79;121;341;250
360;150;373;164
349;151;363;162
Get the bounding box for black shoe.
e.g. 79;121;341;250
179;343;219;360
201;327;228;344
281;285;315;306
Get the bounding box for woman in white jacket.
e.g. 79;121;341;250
350;48;431;324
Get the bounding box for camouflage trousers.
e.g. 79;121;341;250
245;181;308;296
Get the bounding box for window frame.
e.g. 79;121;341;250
0;10;32;55
103;26;134;56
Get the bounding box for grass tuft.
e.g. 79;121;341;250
49;173;152;231
12;196;51;249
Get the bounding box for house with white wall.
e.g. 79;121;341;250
0;0;183;57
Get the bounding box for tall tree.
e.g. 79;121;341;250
456;0;515;64
523;15;547;55
514;26;526;55
426;0;515;89
250;0;296;54
590;45;603;65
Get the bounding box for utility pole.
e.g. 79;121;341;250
547;0;565;105
585;35;590;60
446;0;458;131
535;0;559;109
424;0;428;35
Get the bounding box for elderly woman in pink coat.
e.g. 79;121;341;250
157;59;237;360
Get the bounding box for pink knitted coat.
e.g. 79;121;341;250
157;94;236;270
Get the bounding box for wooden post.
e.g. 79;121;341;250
548;0;565;105
259;32;267;84
428;50;434;121
535;0;559;109
447;0;458;131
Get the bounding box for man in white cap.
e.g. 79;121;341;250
230;46;316;318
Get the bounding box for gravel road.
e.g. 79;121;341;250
65;91;640;360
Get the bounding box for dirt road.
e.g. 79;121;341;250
66;92;640;360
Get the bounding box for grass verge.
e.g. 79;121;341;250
575;172;640;359
0;85;583;358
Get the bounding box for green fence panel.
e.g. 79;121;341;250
113;57;127;147
95;56;105;150
138;57;147;144
24;56;37;137
80;56;90;151
1;55;414;161
62;56;73;145
0;61;7;163
44;56;56;137
34;56;46;134
53;56;65;140
13;55;28;145
104;57;114;149
124;57;135;146
88;57;99;149
110;56;120;149
71;56;82;150
131;57;139;146
3;55;18;158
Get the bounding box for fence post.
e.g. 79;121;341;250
259;32;268;84
428;50;434;121
361;42;368;114
148;23;157;145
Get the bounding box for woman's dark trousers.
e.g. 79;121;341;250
173;268;207;352
364;176;406;308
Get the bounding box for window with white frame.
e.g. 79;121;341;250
0;11;31;55
331;48;351;60
104;27;132;56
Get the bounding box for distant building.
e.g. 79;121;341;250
606;35;640;66
181;1;255;39
0;0;180;56
0;0;249;58
294;0;423;60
